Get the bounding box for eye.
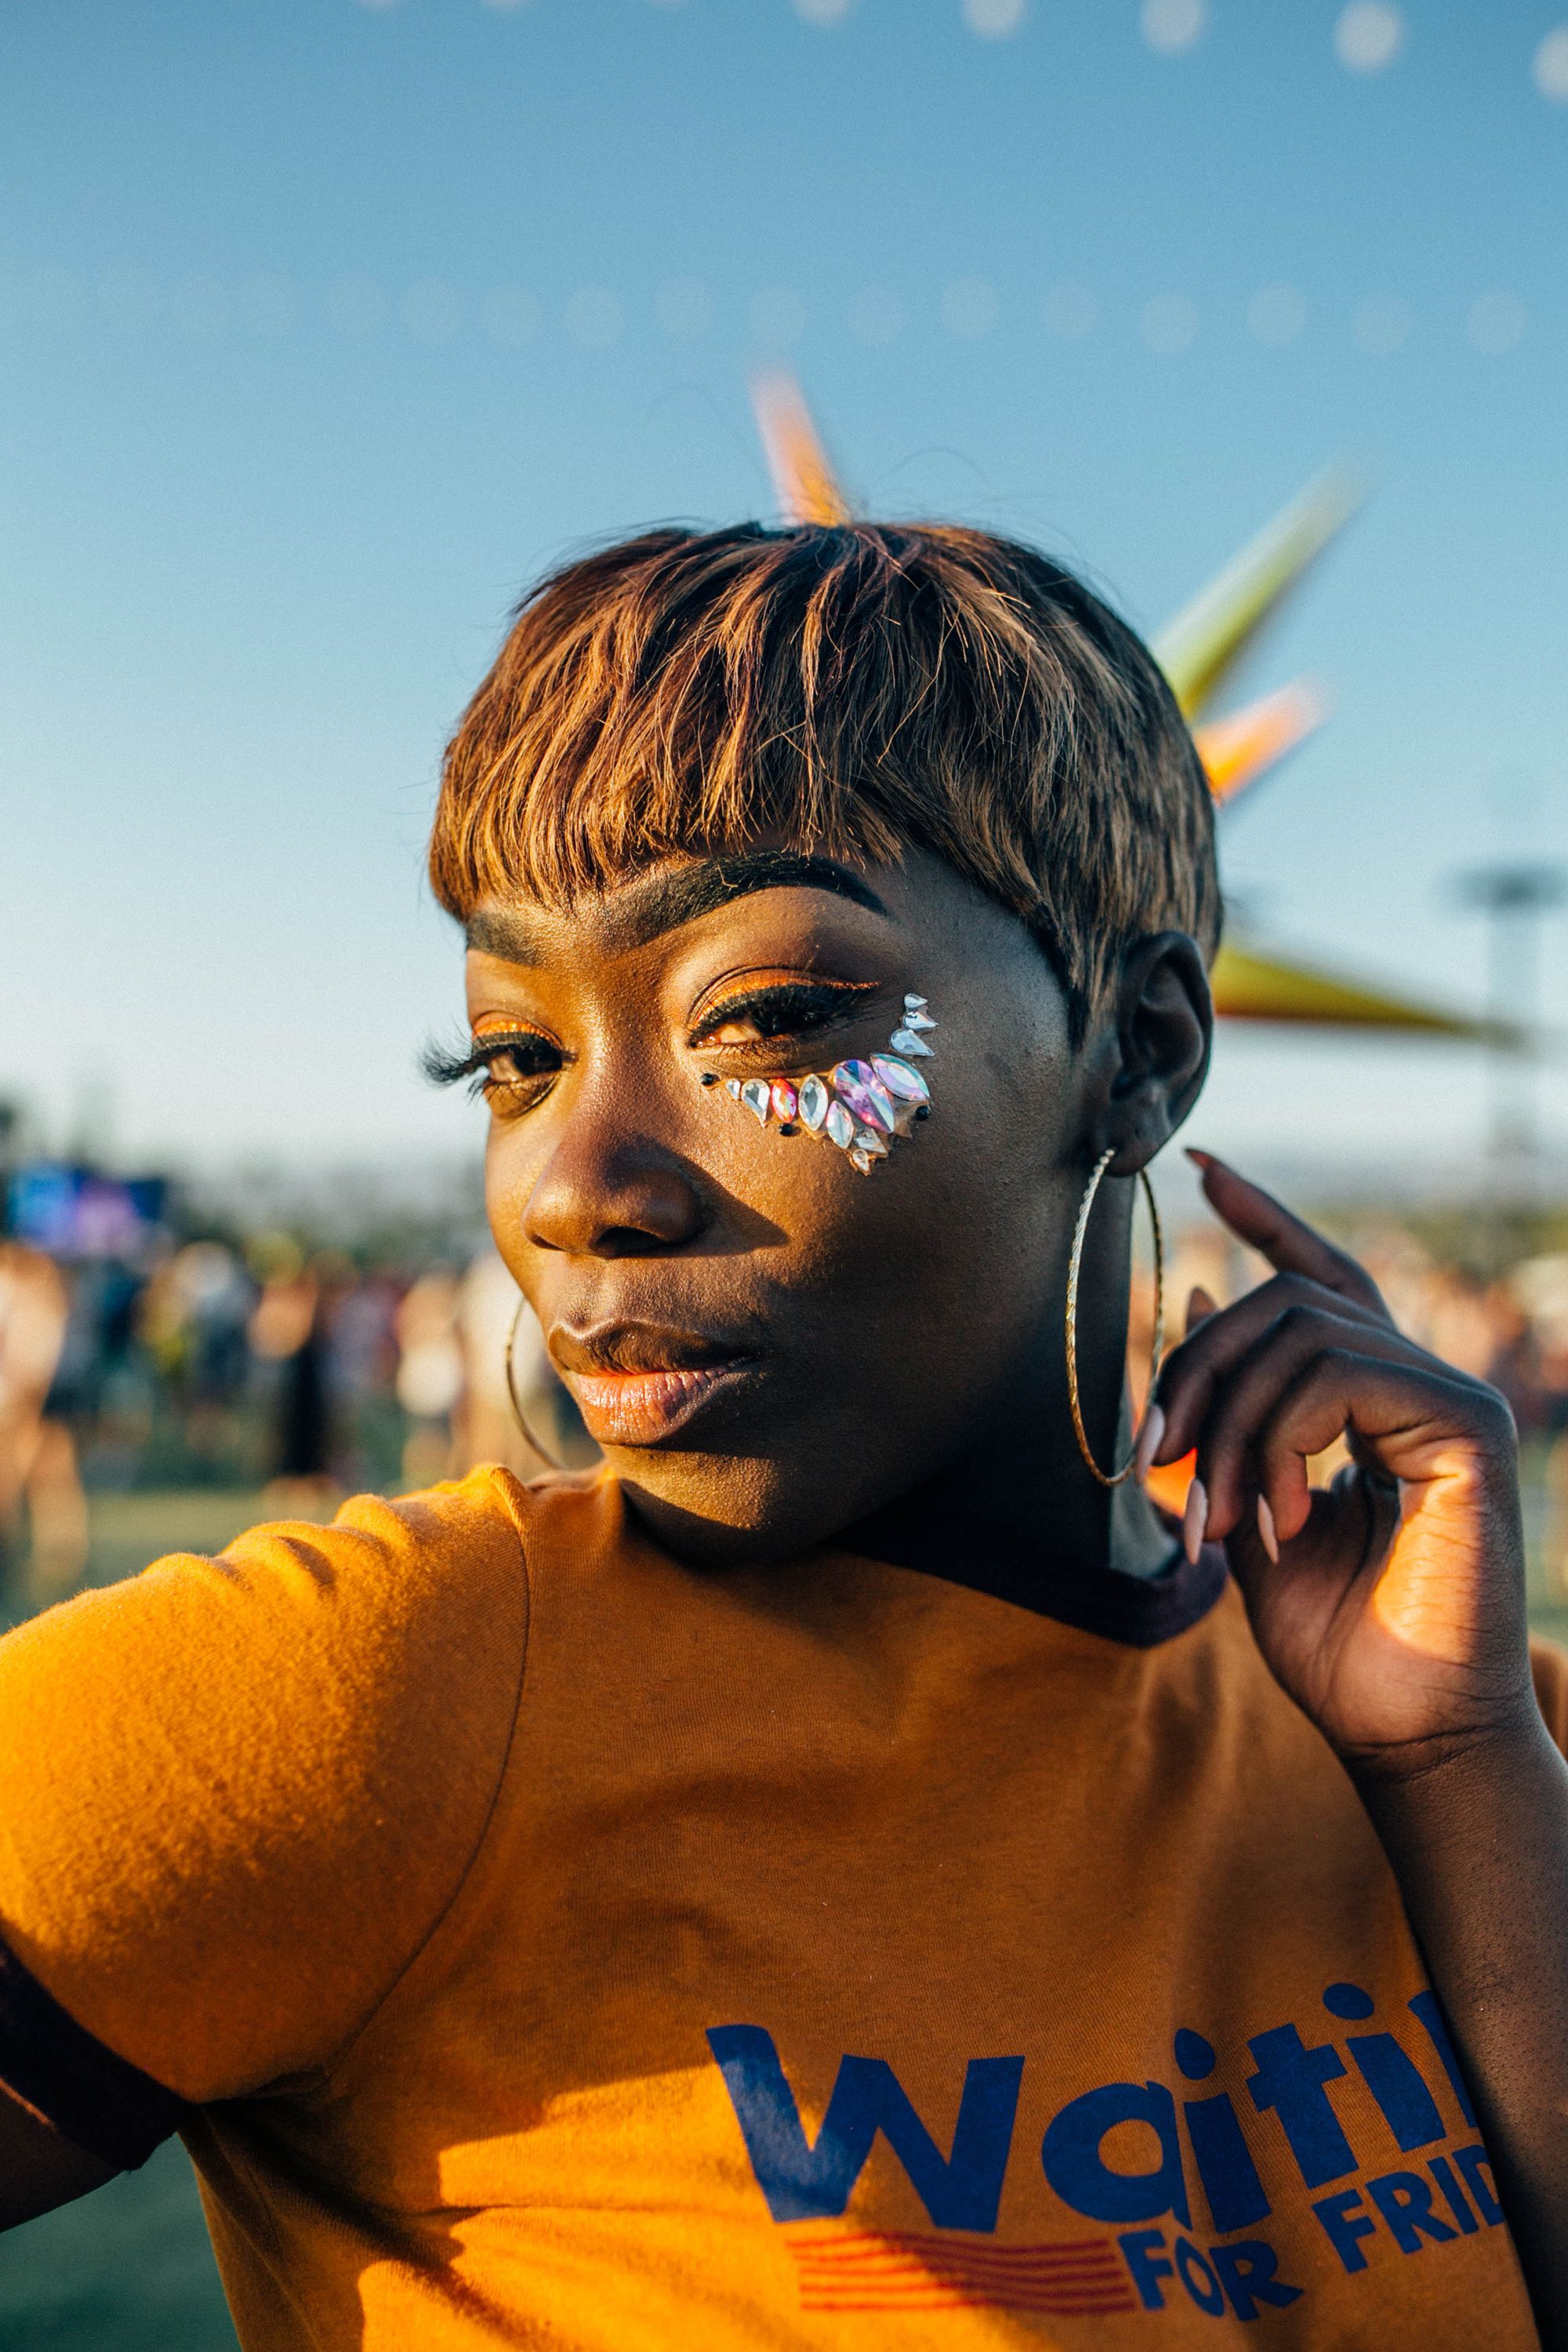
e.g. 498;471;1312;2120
477;1033;561;1104
423;1027;564;1114
689;979;876;1052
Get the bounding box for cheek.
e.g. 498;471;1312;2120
700;1062;1058;1314
481;1120;545;1290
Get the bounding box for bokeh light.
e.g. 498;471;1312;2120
1248;281;1308;345
1466;291;1527;354
1355;293;1412;354
941;277;1000;338
565;286;623;347
962;0;1028;41
793;0;855;23
1140;0;1207;57
1534;26;1568;100
1041;281;1098;338
1140;292;1199;354
1334;2;1404;74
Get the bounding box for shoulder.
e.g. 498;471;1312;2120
0;1463;531;1730
0;1467;533;2100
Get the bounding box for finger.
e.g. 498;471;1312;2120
1196;1307;1421;1539
1186;1151;1387;1316
1152;1272;1386;1464
1186;1285;1218;1334
1256;1351;1513;1547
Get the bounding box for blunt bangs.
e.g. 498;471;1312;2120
428;521;1221;1037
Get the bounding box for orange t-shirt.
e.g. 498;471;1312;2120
0;1465;1555;2348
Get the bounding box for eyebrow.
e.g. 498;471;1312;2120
464;851;889;964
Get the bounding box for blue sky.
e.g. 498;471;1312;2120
3;0;1566;1191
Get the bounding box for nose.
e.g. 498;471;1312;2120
520;1117;709;1259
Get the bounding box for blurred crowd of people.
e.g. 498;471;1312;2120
4;1208;1568;1606
0;1227;569;1605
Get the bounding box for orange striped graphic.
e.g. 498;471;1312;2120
786;2227;1138;2314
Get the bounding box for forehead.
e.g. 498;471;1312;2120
464;850;891;967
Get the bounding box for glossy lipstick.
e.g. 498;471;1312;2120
549;1322;760;1446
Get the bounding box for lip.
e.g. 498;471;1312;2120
563;1360;758;1446
547;1319;763;1446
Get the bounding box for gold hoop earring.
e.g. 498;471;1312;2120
506;1298;561;1471
1065;1146;1165;1489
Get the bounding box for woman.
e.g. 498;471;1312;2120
0;521;1563;2349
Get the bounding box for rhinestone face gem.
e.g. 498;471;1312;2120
711;994;936;1174
831;1059;896;1134
871;1054;930;1105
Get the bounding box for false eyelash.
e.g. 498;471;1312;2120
422;1036;492;1089
420;1031;555;1096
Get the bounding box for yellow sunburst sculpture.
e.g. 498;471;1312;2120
750;376;1502;1046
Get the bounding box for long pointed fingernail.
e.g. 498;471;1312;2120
1257;1494;1279;1563
1134;1403;1166;1483
1182;1477;1208;1566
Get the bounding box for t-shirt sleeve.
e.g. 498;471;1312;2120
1530;1632;1568;1757
0;1469;527;2125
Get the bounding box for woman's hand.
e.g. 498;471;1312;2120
1147;1150;1534;1780
1151;1152;1568;2347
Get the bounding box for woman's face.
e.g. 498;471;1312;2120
463;847;1102;1563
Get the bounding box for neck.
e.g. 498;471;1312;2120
879;1189;1176;1584
878;1378;1178;1584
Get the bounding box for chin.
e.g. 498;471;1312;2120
610;1446;852;1569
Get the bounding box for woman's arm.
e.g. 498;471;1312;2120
1352;1718;1568;2345
1152;1152;1568;2350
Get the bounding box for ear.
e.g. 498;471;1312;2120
1091;931;1213;1174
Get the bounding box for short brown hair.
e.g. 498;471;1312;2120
428;521;1220;1038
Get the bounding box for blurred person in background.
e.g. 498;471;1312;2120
326;1264;404;1492
0;1241;88;1601
1512;1253;1568;1599
139;1241;256;1483
248;1240;348;1510
394;1263;465;1488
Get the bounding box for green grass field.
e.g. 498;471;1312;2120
1;1476;1565;2348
